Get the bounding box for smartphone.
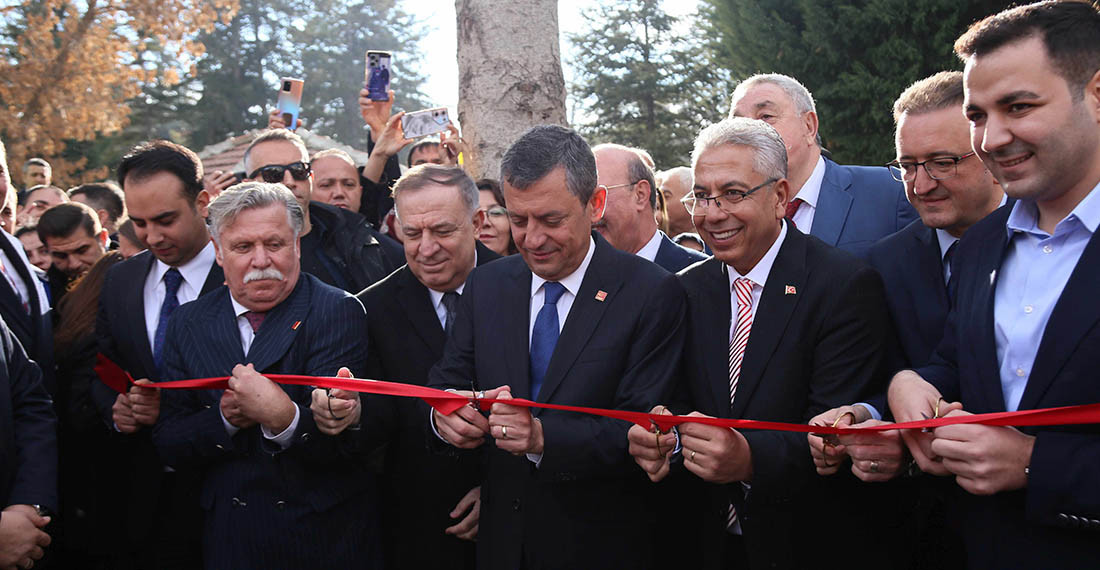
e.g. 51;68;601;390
401;107;451;139
276;77;304;131
366;51;392;101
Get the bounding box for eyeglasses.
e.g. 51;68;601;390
680;178;778;216
248;161;311;183
886;152;975;182
603;181;639;191
485;206;508;218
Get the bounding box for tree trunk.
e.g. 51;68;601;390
456;0;568;180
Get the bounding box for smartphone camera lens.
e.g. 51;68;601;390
283;81;291;91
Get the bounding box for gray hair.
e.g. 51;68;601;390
207;182;304;245
500;125;598;205
692;117;788;181
730;73;822;148
243;129;309;174
392;164;480;218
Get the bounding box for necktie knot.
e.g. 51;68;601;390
244;311;267;333
784;197;804;220
733;277;754;298
441;291;460;334
164;268;184;295
543;282;566;305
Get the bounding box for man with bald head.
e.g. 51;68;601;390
659;166;696;237
730;74;916;257
593;144;705;272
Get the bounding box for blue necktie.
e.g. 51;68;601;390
529;282;566;400
153;268;184;372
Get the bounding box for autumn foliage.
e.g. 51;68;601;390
0;0;238;185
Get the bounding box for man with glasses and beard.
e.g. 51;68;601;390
243;130;399;293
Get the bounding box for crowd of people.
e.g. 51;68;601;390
0;1;1098;568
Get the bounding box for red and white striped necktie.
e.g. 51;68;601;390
727;276;754;528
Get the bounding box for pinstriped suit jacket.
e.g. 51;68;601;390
152;273;382;569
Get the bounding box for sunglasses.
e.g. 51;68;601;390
248;161;311;183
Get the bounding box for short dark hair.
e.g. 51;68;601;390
500;125;597;205
955;1;1100;98
892;71;965;122
37;202;101;243
23;158;50;171
117;140;204;201
22;185;68;207
69;183;126;224
14;225;37;240
392;164;479;217
407;140;441;168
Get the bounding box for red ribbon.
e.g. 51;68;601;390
96;355;1100;434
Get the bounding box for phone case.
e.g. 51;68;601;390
277;77;304;131
366;51;392;102
401;107;450;139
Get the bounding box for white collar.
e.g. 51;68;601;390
429;281;468;310
530;237;596;299
635;229;663;262
149;240;216;292
793;156;827;207
934;229;958;260
727;219;788;289
229;294;250;319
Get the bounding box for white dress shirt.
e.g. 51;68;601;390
634;229;663;262
528;237;596;344
220;293;300;449
726;221;788;330
143;241;217;348
790;156;826;231
1;231;48;315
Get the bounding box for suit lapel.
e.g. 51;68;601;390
971;229;1010;412
500;261;532;398
698;259;735;417
398;268;446;357
536;238;621;405
1018;230;1100;410
130;253;158;376
245;277;309;371
200;261;225;295
912;225;950;313
730;230;804;419
810;160;853;247
0;236;34;339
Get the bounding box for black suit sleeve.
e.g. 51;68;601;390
90;277;122;428
743;266;897;498
6;324;58;511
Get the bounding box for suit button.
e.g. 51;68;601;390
231;497;246;508
204;405;212;409
215;444;224;450
276;500;286;511
300;433;310;442
512;499;521;512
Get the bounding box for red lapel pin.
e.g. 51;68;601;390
785;285;797;295
595;290;608;302
292;320;301;330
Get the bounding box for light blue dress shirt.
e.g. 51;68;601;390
994;182;1100;411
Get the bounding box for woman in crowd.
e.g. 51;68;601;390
475;178;516;256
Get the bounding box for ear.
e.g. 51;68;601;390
96;209;110;228
803;110;820;145
772;179;791;219
97;228;110;250
195;189;212;218
588;185;607;224
472;208;486;229
1087;68;1100;120
213;239;225;267
634;180;652;211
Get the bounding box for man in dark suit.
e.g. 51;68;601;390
429;126;687;570
0;316;56;570
592;143;707;272
730;73;917;258
83;140;221;568
0;138;52;397
358;165;500;569
243;129;401;293
152;182;380;569
889;3;1100;567
628;117;899;569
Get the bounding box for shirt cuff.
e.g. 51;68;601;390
526;452;543;467
429;408;450;443
262;406;300;449
220;408;240;437
855;402;882;422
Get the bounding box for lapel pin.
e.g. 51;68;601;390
595;290;608;302
989;270;997;286
292;320;301;330
785;285;797;295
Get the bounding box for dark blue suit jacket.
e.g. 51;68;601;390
0;234;53;396
917;204;1100;567
810;158;917;259
429;233;687;570
0;316;57;512
152;274;381;569
653;231;707;273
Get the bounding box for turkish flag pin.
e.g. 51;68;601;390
595;290;608;302
785;285;797;295
292;320;302;330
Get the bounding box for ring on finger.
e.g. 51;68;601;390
870;460;880;473
501;425;508;439
690;450;696;461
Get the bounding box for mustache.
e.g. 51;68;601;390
243;268;285;283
